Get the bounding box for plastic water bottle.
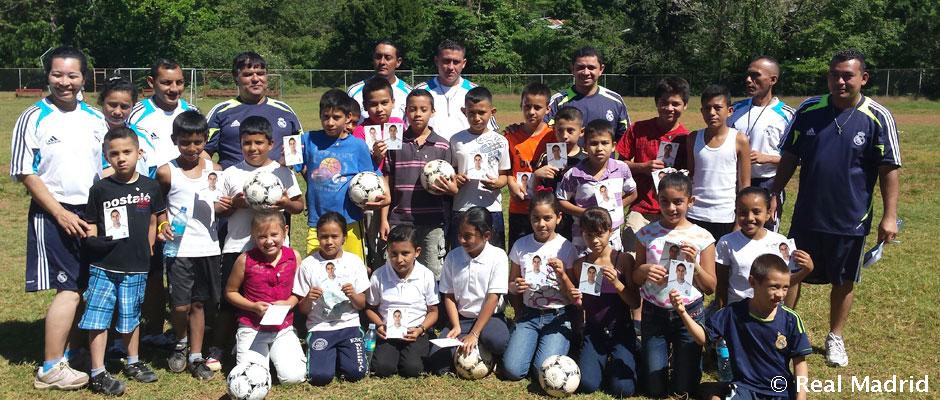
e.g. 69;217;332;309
716;338;733;382
163;207;189;258
363;323;377;371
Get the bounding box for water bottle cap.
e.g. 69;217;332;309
180;206;188;212
368;323;376;329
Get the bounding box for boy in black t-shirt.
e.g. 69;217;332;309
532;106;586;241
79;127;167;396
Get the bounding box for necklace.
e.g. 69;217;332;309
833;97;862;135
744;98;769;138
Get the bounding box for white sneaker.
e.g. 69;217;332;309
34;362;88;390
205;346;224;372
825;332;849;367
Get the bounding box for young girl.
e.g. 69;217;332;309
716;187;814;308
429;206;510;374
633;172;717;397
293;212;370;385
502;191;579;382
570;208;640;397
223;211;306;386
365;225;440;377
98;76;137;131
557;120;637;253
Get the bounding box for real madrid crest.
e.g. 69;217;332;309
775;332;787;350
853;131;866;146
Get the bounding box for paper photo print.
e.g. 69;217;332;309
283;135;303;166
386;308;408;339
651;167;677;194
668;259;697;301
516;172;532;198
657;141;678;167
578;262;603;296
777;239;795;262
199;171;225;203
364;125;383;150
524;254;547;291
593;178;622;215
465;152;494;181
547;142;568;169
384;122;404;150
659;240;683;265
320;260;348;312
105;206;129;240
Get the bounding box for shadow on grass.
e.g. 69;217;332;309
0;319;43;365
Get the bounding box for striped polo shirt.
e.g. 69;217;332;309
383;128;453;226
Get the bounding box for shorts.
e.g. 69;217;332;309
508;213;533;251
622;211;658;254
78;266;148;333
688;218;735;242
306;221;365;260
220;252;241;311
25;201;88;292
150;242;164;273
791;229;864;285
166;255;223;307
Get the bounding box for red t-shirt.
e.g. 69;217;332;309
615;118;690;214
504;123;554;215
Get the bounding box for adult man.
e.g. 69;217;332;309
414;39;497;140
205;52;303;169
128;58;197;178
546;46;630;142
346;40;412;122
729;56;794;230
771;49;900;368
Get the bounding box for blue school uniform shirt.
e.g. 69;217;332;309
704;300;812;397
301;130;379;226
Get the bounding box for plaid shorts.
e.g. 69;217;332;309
78;266;148;333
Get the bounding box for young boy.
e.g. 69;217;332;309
80;127;167;395
448;86;511;249
532;106;586;241
616;77;692;252
301;89;389;259
345;97;362;135
686;84;751;240
671;254;811;400
504;82;554;249
212;116;304;369
380;89;455;279
155;110;222;379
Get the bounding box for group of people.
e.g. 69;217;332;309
12;38;900;400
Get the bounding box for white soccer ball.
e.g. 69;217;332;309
227;361;271;400
420;159;456;195
453;346;495;380
243;171;284;210
347;171;385;208
538;355;581;397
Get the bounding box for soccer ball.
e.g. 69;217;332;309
420;159;456;195
227;361;271;400
243;171;284;209
538;355;581;397
453;347;495;380
347;171;385;207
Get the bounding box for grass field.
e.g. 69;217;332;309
0;91;937;399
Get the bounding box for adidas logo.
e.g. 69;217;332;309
150;132;158;140
46;136;60;145
230;120;241;128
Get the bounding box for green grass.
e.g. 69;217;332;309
0;92;938;399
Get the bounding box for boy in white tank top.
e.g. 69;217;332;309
155;110;223;379
686;85;751;240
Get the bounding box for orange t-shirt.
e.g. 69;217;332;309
504;123;554;214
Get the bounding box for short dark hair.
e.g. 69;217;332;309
150;58;181;78
346;96;361;117
579;207;612;235
172;110;209;142
362;77;393;102
232;51;266;76
455;206;493;236
465;86;493;105
44;46;88;78
521;82;551;101
239;115;272;140
583;119;613;141
320;89;353;115
750;55;781;77
387;224;419;249
406;89;435;110
736;186;771;208
830;49;866;71
654;77;690;105
658;172;693;197
436;39;465;56
701;84;731;106
571;46;604;65
750;253;790;283
98;76;137;107
375;39;402;59
555;106;583;124
104;126;140;149
316;211;348;233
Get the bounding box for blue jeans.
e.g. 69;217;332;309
501;307;572;381
578;319;638;397
641;298;705;397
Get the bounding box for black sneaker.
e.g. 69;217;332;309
188;359;214;380
123;361;158;383
167;342;188;373
89;371;125;396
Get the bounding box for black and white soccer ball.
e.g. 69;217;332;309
453;346;495;380
227;361;271;400
348;171;385;207
538;355;581;397
420;159;456;195
243;171;284;209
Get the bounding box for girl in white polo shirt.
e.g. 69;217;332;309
365;225;439;377
429;206;510;375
